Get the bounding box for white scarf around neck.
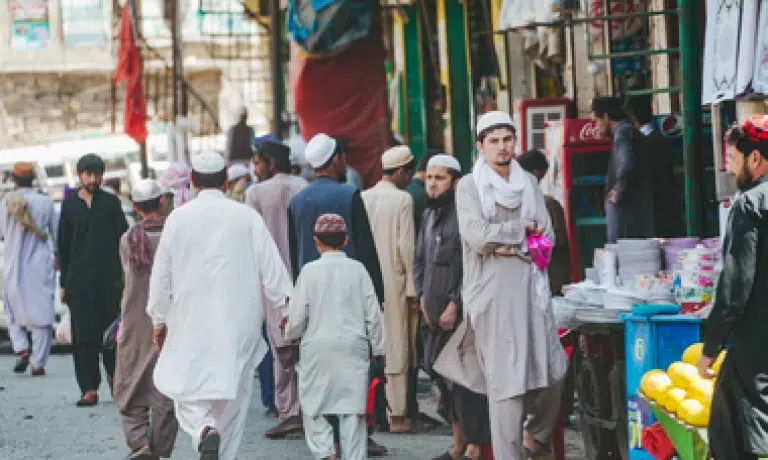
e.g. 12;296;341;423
472;155;536;220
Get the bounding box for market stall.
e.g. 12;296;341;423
554;235;722;460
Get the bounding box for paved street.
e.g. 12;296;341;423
0;355;586;459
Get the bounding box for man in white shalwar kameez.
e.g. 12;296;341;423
147;151;293;460
456;112;567;460
284;214;386;460
0;162;58;376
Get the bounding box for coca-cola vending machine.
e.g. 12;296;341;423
543;119;612;281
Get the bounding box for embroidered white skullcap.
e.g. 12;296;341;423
227;163;250;181
191;151;226;174
305;133;337;168
476;111;515;136
131;179;164;203
427;154;461;173
381;146;415;170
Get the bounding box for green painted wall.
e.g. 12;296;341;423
443;0;474;173
402;7;427;161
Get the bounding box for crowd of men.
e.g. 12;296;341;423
18;98;766;460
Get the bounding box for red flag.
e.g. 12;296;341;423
114;4;148;144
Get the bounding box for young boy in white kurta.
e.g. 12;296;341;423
283;213;387;460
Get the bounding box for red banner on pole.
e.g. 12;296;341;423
114;3;148;145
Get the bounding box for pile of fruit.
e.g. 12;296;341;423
639;342;726;428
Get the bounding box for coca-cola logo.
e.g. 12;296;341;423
579;122;602;140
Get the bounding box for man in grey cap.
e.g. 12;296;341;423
246;139;307;439
148;151;292;460
114;179;178;460
59;153;129;407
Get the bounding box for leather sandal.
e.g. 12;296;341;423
76;391;98;407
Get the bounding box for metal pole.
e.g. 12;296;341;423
270;0;283;138
678;0;703;236
171;0;187;118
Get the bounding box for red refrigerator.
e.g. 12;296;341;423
543;119;612;281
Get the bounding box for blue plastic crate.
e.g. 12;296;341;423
621;311;703;460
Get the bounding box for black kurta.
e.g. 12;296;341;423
644;127;683;238
704;175;768;459
58;189;129;343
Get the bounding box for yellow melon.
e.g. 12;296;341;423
641;370;666;395
688;377;715;408
712;350;727;373
682;343;704;365
677;398;710;427
664;387;688;413
642;372;673;402
667;362;699;390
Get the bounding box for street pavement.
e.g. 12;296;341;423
0;355;587;459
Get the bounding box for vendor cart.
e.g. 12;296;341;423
566;308;627;460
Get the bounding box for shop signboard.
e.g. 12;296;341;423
61;0;110;48
10;0;51;50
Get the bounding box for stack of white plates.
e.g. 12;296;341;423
604;288;648;311
617;239;662;281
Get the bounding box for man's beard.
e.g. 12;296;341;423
339;171;347;184
736;163;755;191
426;189;455;209
83;183;100;193
495;159;512;166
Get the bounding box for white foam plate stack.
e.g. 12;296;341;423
617;239;662;283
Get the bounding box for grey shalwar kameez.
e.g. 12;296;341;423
456;173;567;459
605;119;655;243
114;230;178;457
414;201;492;445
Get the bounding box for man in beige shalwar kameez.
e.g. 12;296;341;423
456;111;567;460
361;146;418;433
114;179;178;460
245;140;308;439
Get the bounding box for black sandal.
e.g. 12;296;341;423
199;427;220;460
13;354;29;373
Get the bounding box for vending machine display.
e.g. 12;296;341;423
543;119;612;281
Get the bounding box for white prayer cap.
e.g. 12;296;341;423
131;179;164;203
476;111;515;136
427;154;461;173
382;146;415;170
227;163;250;181
305;133;338;169
191;151;226;174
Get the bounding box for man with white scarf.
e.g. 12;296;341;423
455;111;567;460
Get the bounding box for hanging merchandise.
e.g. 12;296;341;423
752;0;768;93
287;0;374;57
701;0;743;103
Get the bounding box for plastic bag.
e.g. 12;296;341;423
528;234;554;269
55;309;72;344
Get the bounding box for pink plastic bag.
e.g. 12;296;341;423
528;234;554;269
